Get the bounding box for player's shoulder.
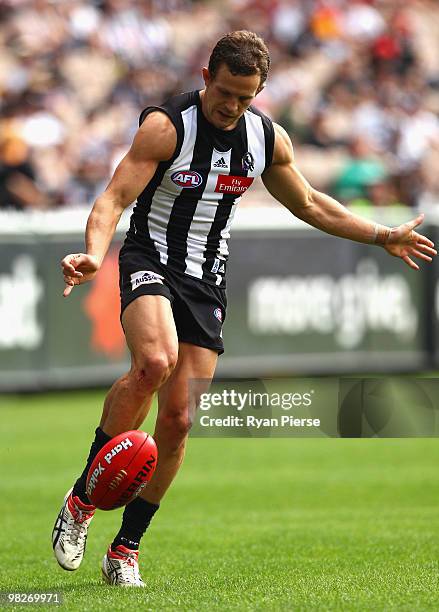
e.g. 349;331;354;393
162;90;199;113
272;122;292;145
270;122;294;165
246;104;276;168
134;110;177;163
138;109;175;141
138;90;198;160
246;103;274;127
139;90;198;126
246;101;271;121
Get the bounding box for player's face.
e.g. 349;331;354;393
201;64;263;130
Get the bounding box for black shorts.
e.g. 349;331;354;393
119;244;227;355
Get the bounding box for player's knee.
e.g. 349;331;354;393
130;351;177;392
157;406;192;447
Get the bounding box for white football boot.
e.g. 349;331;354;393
52;488;96;571
102;545;145;587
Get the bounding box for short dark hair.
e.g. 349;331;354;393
208;31;270;87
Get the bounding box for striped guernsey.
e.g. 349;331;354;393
125;90;275;287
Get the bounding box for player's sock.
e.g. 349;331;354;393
111;497;160;551
72;426;111;505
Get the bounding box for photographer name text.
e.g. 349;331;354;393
199;415;320;428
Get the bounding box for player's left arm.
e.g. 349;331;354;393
261;123;436;270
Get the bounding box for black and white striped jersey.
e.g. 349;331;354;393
126;90;275;287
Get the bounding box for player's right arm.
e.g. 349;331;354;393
61;112;176;296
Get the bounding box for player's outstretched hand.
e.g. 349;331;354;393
383;213;437;270
61;253;100;297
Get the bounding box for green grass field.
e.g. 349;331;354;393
1;389;438;611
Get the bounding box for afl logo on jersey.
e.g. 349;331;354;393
171;170;203;188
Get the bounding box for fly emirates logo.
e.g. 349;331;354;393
215;175;254;195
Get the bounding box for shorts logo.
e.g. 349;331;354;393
242;152;255;172
171;170;203;188
130;270;164;291
214;307;223;322
214;175;254;195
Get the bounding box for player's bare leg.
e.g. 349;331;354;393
105;343;217;586
142;342;218;503
99;295;179;435
53;294;178;572
73;294;178;501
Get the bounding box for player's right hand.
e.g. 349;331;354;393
61;253;100;297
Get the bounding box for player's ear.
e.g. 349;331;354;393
256;82;265;96
202;67;211;87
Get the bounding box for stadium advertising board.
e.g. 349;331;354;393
0;221;431;390
0;237;46;388
0;233;128;390
222;227;427;376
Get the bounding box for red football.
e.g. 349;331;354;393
86;430;157;510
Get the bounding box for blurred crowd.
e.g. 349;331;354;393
1;0;439;211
